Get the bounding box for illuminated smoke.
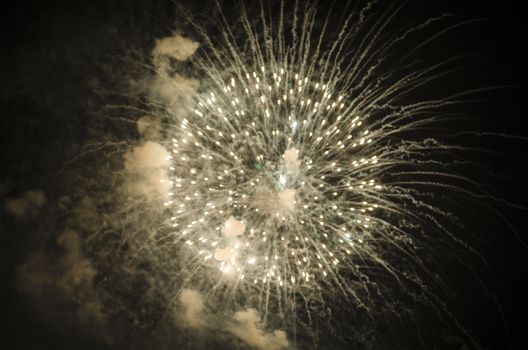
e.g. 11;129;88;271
229;309;289;350
3;190;46;220
179;289;205;328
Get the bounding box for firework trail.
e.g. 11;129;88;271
107;0;493;347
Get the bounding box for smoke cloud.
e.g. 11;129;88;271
152;33;200;71
229;309;289;350
3;189;46;220
222;216;246;238
123;141;171;200
149;73;199;118
149;34;199;119
277;188;296;212
214;247;238;262
137;115;161;138
8;191;111;347
15;229;106;325
282;147;300;174
179;289;205;328
176;289;289;349
123;33;200;203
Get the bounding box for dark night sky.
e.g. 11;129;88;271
1;1;527;349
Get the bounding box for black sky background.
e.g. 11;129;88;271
1;0;527;349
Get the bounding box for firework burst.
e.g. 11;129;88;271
115;0;487;346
